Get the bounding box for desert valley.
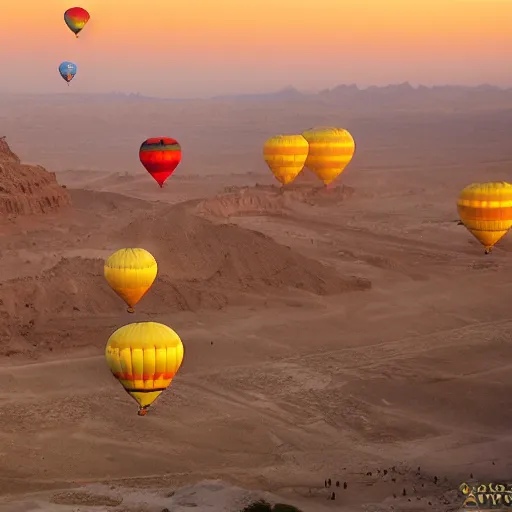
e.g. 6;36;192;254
0;84;512;511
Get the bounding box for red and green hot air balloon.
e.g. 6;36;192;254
64;7;90;37
139;138;182;188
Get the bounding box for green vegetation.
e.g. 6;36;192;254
239;500;303;512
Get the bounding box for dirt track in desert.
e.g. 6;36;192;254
1;97;512;511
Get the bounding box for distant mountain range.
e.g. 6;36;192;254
210;83;512;111
212;82;512;100
3;83;512;112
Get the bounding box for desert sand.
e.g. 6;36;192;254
0;87;512;511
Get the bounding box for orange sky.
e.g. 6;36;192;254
1;0;511;97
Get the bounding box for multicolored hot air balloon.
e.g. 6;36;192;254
263;134;309;185
64;7;90;37
58;61;77;85
457;181;512;254
302;126;355;186
139;137;182;188
104;248;158;313
105;322;184;416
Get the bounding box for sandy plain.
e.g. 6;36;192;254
0;90;511;511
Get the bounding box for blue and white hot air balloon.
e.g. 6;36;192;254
58;61;77;85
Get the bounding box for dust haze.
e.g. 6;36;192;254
1;84;512;512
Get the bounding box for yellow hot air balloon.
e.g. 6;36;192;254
105;322;184;416
457;182;512;254
302;126;355;185
263;134;309;185
104;248;157;313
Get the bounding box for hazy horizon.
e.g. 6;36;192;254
2;0;511;98
0;81;510;101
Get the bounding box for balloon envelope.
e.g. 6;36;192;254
302;126;355;185
139;137;182;188
58;61;77;83
457;182;512;253
64;7;90;36
105;322;184;415
263;134;309;185
104;248;157;312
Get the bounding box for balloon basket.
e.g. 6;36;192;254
127;307;135;314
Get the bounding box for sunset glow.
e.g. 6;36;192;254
1;0;510;96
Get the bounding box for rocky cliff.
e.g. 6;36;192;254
0;137;71;216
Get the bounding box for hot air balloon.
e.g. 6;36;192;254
139;137;182;188
457;182;512;254
58;61;77;85
64;7;90;37
263;134;309;185
104;248;157;313
105;322;184;416
302;126;355;186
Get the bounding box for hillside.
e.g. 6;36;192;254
0;137;71;216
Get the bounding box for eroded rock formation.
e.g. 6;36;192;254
0;137;71;216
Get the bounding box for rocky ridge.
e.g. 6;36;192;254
0;137;71;216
